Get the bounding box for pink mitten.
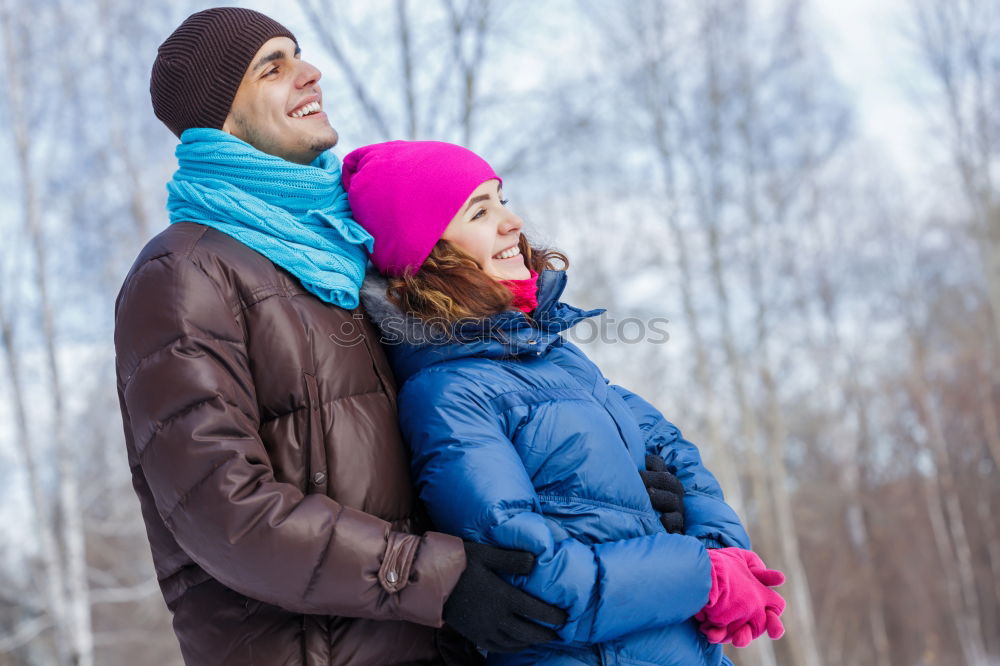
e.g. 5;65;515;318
695;548;786;647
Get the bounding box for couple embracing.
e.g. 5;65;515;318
115;8;785;666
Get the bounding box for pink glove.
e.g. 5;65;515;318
698;610;784;647
695;548;786;647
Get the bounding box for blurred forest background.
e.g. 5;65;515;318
0;0;998;664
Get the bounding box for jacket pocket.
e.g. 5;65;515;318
303;372;328;495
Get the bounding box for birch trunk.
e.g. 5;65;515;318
0;2;92;663
613;3;760;659
731;2;824;659
0;300;67;663
810;197;891;665
909;337;989;666
395;0;418;140
691;5;789;664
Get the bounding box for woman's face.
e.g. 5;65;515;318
441;179;531;281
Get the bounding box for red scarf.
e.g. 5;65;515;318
500;269;540;314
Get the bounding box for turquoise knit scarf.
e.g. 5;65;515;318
166;128;373;309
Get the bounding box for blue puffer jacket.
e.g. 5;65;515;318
360;269;750;666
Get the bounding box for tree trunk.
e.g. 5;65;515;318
0;2;92;662
0;300;67;663
909;340;989;666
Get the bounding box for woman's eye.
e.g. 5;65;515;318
500;198;510;206
471;209;486;220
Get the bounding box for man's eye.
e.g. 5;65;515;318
265;66;279;76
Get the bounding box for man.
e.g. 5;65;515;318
115;8;568;665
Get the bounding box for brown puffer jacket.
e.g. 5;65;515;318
114;222;480;665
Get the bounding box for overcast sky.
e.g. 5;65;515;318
811;0;937;181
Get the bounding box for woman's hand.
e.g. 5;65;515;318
695;548;786;647
640;454;686;534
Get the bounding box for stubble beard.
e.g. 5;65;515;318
233;113;337;164
309;126;338;155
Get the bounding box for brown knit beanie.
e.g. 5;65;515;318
150;7;296;138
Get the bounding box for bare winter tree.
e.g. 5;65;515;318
0;0;92;662
0;0;190;663
900;1;1000;664
905;0;1000;369
1;1;997;664
886;218;991;665
809;159;894;666
298;0;497;144
578;0;857;663
296;0;583;177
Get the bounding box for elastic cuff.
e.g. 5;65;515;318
391;531;466;627
698;536;726;549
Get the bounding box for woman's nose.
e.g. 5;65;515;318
498;211;522;235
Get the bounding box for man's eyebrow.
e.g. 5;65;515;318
252;45;301;73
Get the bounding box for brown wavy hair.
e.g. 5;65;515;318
387;233;568;330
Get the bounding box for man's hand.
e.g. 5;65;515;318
443;541;568;653
640;454;686;534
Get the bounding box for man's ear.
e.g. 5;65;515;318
222;114;234;134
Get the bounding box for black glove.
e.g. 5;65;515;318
640;454;686;534
444;541;568;653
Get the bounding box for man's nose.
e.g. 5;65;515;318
295;59;322;88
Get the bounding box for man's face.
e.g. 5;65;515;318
222;37;337;164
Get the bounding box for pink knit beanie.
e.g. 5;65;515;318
341;141;501;276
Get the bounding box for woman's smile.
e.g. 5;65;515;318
493;245;521;260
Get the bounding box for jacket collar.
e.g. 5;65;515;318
360;268;604;384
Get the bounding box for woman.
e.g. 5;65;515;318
343;140;785;665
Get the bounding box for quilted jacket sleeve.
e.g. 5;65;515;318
398;370;713;645
114;249;463;625
609;385;751;550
